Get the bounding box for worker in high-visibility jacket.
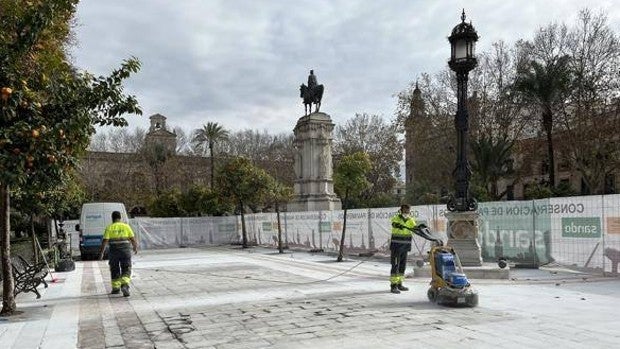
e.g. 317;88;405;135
389;204;416;294
99;211;138;297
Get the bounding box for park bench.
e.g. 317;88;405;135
10;255;49;299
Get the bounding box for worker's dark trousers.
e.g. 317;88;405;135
390;242;410;285
108;246;132;289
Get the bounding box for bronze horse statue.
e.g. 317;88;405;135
300;84;324;115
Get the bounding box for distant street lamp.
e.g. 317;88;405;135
447;9;479;212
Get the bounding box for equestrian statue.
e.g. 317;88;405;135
300;69;324;115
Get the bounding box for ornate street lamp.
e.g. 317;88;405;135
447;9;479;212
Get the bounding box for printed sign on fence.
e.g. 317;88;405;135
218;223;236;233
606;217;620;235
319;221;331;233
477;200;551;263
562;217;601;238
262;222;273;232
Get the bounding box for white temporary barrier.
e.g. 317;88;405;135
239;195;620;274
130;216;238;249
97;194;620;275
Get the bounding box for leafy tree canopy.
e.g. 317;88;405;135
334;151;372;208
1;0;141;188
1;0;141;315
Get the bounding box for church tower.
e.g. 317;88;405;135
405;82;425;187
144;113;177;154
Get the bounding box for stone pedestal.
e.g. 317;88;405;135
446;211;482;266
288;112;341;212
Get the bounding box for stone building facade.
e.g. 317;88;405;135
404;86;619;201
78;114;210;213
144;113;176;153
496;135;618;200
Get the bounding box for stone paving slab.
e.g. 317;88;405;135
1;247;619;348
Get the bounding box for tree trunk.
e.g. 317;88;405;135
0;183;16;315
153;164;162;195
337;192;348;262
542;108;555;188
30;214;38;265
47;216;54;250
209;142;215;189
276;202;283;254
240;202;248;248
491;180;499;200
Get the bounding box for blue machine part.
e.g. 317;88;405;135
435;252;469;287
435;252;456;280
449;273;469;287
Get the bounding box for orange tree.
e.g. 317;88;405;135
218;157;273;248
177;185;229;217
11;170;86;264
264;179;293;253
333;152;371;262
0;0;141;315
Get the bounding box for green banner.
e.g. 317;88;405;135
319;221;331;233
262;222;273;232
478;199;551;264
561;217;601;238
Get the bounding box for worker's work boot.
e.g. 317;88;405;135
397;284;409;291
110;288;120;295
390;284;400;294
121;284;130;297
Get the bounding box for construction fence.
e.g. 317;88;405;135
65;194;620;275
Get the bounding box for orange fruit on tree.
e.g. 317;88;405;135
1;87;12;101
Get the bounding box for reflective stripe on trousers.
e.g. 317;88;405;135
390;242;409;285
109;246;132;289
390;274;404;285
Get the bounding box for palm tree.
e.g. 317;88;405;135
192;122;229;188
514;56;571;188
471;135;514;200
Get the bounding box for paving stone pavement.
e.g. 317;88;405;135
2;247;620;348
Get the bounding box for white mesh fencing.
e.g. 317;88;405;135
64;194;620;274
240;194;620;274
129;216;239;249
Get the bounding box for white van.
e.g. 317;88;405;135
75;202;129;260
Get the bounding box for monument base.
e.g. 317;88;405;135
287;194;341;212
445;211;483;267
289;111;341;213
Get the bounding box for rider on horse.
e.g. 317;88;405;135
308;70;318;90
301;69;323;115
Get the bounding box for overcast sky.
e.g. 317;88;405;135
72;0;620;135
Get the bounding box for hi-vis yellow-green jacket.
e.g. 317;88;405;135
390;214;416;243
103;222;134;249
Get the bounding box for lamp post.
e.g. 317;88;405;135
447;9;479;212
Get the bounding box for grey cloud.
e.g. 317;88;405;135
73;0;619;134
